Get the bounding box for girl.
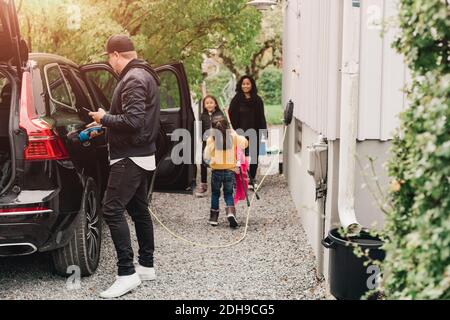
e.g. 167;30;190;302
203;115;248;228
229;76;267;187
195;95;224;197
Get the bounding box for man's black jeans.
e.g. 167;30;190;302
102;158;154;276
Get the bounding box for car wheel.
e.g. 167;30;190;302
52;177;102;277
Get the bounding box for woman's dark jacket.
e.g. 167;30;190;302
228;94;267;137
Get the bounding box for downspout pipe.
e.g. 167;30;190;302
337;0;362;235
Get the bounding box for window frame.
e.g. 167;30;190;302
43;62;77;114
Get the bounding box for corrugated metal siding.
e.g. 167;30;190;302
282;0;301;122
358;0;407;141
295;0;343;140
283;0;408;141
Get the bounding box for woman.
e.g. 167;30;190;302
228;75;267;186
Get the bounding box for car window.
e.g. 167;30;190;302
158;70;181;111
61;67;93;112
0;77;8;101
70;70;95;111
62;69;78;107
0;72;10;138
0;74;10;107
44;64;74;113
84;70;117;111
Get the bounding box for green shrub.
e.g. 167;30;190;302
257;67;282;106
385;0;450;299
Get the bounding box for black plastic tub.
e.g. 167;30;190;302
322;228;385;300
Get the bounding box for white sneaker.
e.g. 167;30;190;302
135;263;156;281
99;273;141;299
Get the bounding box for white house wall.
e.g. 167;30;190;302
354;141;390;229
284;122;326;268
358;0;408;141
284;0;407;141
291;0;342;140
282;0;402;284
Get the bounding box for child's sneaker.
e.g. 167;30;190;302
195;183;208;197
209;209;219;226
226;207;238;228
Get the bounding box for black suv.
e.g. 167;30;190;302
0;0;195;276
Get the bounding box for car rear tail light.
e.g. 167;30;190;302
0;206;51;214
19;71;69;161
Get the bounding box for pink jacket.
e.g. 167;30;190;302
234;146;249;205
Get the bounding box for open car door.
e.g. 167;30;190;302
80;61;195;194
0;0;28;72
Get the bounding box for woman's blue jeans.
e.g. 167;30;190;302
211;170;235;210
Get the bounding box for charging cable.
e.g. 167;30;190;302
148;126;288;249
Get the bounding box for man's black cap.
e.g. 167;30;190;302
103;35;135;55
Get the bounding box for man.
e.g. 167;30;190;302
88;35;160;298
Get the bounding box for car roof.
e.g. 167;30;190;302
29;53;79;68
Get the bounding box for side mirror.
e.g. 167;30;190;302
284;100;294;126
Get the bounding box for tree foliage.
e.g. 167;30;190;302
257;67;281;105
18;0;124;62
205;69;234;105
216;2;282;80
17;0;262;94
385;0;450;299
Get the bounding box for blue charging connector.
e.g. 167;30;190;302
79;127;104;143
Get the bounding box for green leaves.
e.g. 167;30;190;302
18;0;267;94
393;0;450;74
257;67;282;105
216;2;282;80
386;0;450;299
19;0;125;64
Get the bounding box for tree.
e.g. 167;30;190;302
18;0;124;63
257;67;282;105
385;0;450;299
18;0;262;95
214;2;282;80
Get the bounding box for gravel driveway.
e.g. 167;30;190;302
0;174;326;300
